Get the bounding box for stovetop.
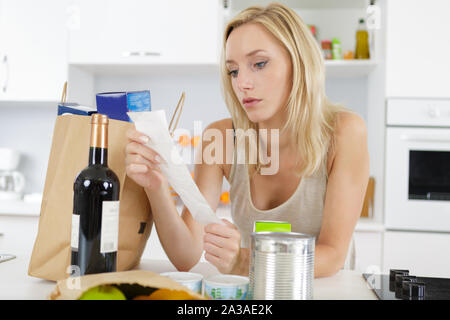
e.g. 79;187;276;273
363;270;450;300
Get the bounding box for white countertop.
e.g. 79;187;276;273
0;253;377;300
0;200;41;217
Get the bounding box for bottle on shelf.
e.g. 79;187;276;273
71;113;120;276
355;18;370;59
332;38;342;60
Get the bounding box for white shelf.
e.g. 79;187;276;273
0;200;41;217
229;0;368;11
325;59;377;78
0;100;59;108
69;63;220;77
69;60;377;79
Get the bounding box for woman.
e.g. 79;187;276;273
125;3;369;278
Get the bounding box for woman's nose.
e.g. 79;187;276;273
236;70;254;92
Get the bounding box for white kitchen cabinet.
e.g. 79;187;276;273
0;0;68;102
0;214;39;257
68;0;220;65
383;231;450;278
386;0;450;98
354;230;383;274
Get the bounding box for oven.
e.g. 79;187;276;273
385;99;450;232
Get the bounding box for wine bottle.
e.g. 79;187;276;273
71;114;120;276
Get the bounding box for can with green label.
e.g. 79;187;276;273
253;220;291;233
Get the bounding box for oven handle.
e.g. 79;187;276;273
400;134;450;143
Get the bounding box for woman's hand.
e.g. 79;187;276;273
125;129;167;191
203;219;249;275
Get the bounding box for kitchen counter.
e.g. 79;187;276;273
0;200;41;217
0;253;377;300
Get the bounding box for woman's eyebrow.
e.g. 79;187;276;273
226;49;268;64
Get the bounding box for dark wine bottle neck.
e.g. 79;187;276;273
89;147;108;166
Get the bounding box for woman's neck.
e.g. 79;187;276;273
258;113;291;151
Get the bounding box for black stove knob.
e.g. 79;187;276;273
392;270;410;293
395;274;416;298
390;269;409;291
403;281;426;300
401;277;418;299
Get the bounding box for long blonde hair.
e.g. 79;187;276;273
220;2;348;177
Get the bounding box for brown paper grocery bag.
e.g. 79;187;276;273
49;270;205;300
28;114;153;281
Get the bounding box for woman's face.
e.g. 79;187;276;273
225;23;293;126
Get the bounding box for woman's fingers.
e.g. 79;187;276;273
203;224;241;253
125;141;163;165
222;219;238;230
126;153;160;169
203;232;224;248
126;128;151;144
203;241;223;257
204;252;221;267
127;163;148;174
204;221;239;239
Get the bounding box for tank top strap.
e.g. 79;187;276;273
228;121;238;184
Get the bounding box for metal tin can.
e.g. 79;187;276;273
249;232;315;300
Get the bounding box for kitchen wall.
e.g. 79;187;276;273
0;102;56;194
0;72;367;195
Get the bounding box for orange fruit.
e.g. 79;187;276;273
191;136;200;147
178;135;191;147
220;191;230;204
132;289;196;300
344;50;354;60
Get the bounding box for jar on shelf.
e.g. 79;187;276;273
321;40;332;60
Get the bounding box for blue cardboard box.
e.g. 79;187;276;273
57;103;97;116
96;90;151;122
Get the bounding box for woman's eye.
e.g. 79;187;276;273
228;70;238;78
255;61;268;69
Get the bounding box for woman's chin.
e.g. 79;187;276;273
246;112;272;124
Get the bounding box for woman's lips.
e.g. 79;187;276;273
243;99;262;108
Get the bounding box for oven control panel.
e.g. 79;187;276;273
387;98;450;127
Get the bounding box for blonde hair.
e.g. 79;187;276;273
220;2;349;177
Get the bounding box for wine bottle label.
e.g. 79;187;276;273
71;214;80;250
100;200;120;253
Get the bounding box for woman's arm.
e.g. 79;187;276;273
315;112;370;278
126;120;227;271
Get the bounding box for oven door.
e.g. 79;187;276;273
385;127;450;232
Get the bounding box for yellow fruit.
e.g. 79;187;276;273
78;285;126;300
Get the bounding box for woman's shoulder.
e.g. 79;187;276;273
204;118;234;133
327;111;367;174
334;111;367;137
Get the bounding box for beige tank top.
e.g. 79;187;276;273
227;133;355;270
